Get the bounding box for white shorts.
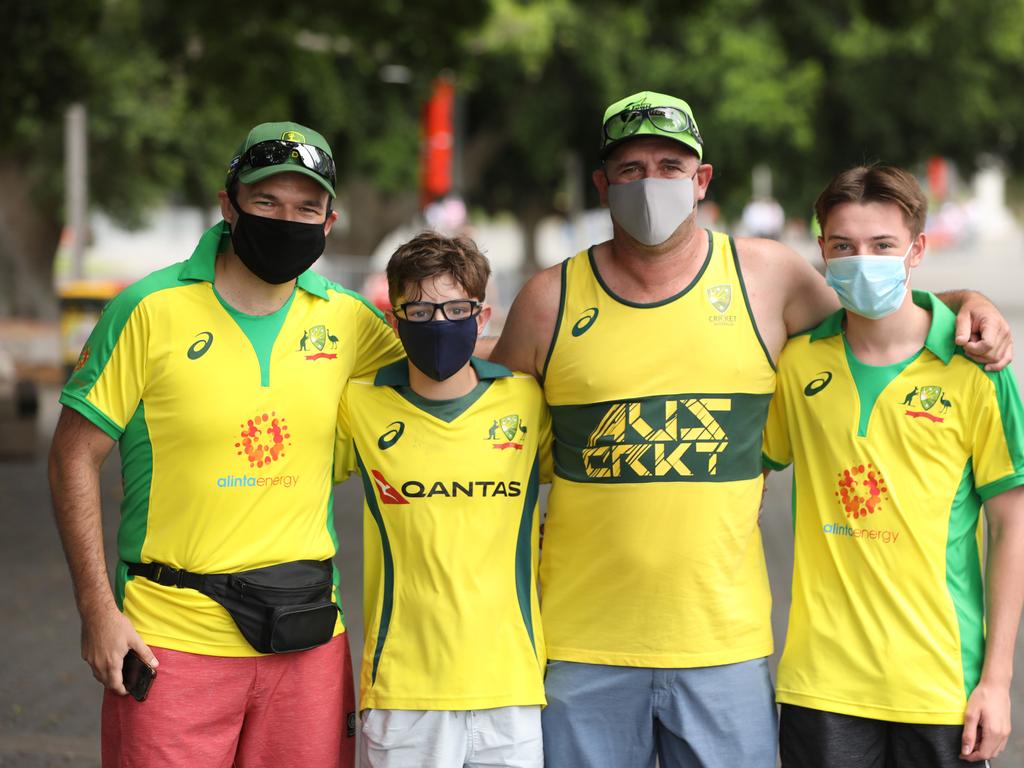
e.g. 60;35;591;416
361;705;543;768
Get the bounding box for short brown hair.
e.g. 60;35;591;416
815;164;928;237
386;231;491;305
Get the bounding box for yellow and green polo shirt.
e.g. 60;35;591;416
541;231;777;668
336;358;551;710
763;290;1024;724
60;221;402;657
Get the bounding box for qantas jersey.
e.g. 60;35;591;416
541;231;777;667
764;291;1024;723
338;359;551;709
60;221;402;656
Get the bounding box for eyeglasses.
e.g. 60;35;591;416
603;106;703;146
393;299;482;323
228;140;336;187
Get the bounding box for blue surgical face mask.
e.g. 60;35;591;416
824;244;914;319
397;316;478;381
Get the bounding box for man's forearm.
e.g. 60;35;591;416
50;453;117;618
48;410;118;621
934;289;989;312
981;489;1024;686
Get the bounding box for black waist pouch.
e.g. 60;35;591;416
126;559;338;654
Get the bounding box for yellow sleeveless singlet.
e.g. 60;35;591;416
541;230;777;667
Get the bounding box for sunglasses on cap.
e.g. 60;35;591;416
603;106;703;146
228;140;337;186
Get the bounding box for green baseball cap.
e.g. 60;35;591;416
227;121;336;197
600;91;703;161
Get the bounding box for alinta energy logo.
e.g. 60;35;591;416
299;324;339;361
486;414;527;450
901;384;953;423
822;463;900;545
218;411;299;490
571;307;599;337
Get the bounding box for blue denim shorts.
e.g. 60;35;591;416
542;657;778;768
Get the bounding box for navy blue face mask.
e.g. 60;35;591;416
397;316;478;381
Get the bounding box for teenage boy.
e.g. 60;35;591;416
763;164;1024;767
335;231;550;768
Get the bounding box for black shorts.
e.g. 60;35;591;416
779;704;987;768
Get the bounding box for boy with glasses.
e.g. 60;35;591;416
763;164;1024;767
336;231;551;767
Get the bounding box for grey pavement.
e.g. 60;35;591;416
3;255;1024;765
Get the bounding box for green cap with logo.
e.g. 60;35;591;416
227;121;336;197
600;91;703;161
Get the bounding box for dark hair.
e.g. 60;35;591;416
386;231;491;305
815;164;927;237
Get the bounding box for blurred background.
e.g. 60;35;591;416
3;0;1024;765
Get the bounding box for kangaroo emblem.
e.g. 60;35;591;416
901;386;919;406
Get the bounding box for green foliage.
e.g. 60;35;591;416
4;0;1024;243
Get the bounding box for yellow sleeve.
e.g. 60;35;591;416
333;384;356;484
59;290;150;438
762;366;792;471
971;366;1024;501
353;299;404;378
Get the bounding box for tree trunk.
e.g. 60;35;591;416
0;158;61;319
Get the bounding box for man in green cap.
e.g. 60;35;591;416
50;121;401;767
490;91;1013;767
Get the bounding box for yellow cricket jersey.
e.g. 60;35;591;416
337;358;551;710
763;291;1024;724
541;231;777;667
60;221;402;657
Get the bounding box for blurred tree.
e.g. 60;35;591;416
3;0;1024;316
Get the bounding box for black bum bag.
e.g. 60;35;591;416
126;559;338;654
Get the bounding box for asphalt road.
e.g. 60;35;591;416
2;300;1023;767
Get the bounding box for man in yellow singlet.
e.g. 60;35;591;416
490;91;1014;768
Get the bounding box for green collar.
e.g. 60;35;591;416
809;289;956;364
178;220;331;300
374;356;513;387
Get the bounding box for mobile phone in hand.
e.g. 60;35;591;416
122;650;156;702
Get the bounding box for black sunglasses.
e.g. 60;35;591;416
229;140;336;187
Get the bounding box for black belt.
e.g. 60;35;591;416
126;561;208;591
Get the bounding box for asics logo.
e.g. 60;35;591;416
188;332;214;360
572;307;599;337
804;371;833;397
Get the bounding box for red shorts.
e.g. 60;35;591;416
101;633;355;768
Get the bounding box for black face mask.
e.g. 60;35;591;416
227;186;328;285
397;316;478;381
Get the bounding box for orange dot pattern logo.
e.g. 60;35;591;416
835;463;889;519
235;412;291;468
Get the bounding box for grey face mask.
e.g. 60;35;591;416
607;175;696;246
